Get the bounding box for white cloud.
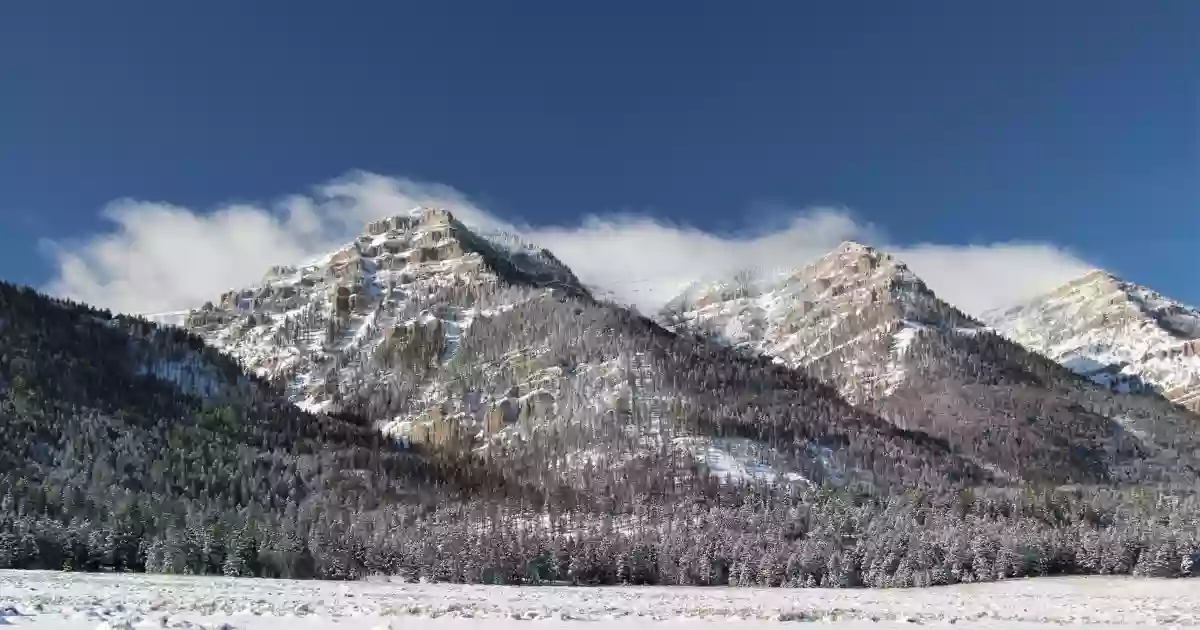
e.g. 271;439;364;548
43;171;1092;318
895;243;1092;316
521;210;878;310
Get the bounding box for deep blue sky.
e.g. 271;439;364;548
3;1;1198;303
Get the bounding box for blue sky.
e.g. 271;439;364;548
2;1;1197;314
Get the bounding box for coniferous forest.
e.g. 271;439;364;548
2;277;1200;586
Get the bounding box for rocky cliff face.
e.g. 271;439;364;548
983;270;1200;411
181;207;584;413
664;242;1200;484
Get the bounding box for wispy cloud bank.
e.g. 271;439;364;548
44;171;1092;317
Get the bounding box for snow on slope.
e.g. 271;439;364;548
141;311;190;328
984;269;1200;411
3;570;1200;628
673;437;815;486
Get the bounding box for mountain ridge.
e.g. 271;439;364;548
171;208;987;492
663;242;1200;484
162;214;1200;486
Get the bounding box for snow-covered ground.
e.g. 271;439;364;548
2;571;1198;630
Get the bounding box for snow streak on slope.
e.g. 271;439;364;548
141;310;190;328
984;270;1200;410
672;437;815;486
4;570;1200;628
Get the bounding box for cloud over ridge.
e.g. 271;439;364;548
44;171;1093;318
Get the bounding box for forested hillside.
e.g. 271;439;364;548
4;223;1200;584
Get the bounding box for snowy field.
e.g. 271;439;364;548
2;571;1198;630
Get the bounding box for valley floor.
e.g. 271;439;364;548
1;570;1198;629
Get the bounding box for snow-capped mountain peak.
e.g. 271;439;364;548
785;240;938;304
660;242;977;379
179;206;588;414
983;268;1200;409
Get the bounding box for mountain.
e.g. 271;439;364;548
982;270;1200;411
5;234;1200;586
662;242;1200;484
175;208;985;492
182;207;587;413
3;276;983;584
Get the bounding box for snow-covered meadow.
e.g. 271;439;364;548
2;571;1199;630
